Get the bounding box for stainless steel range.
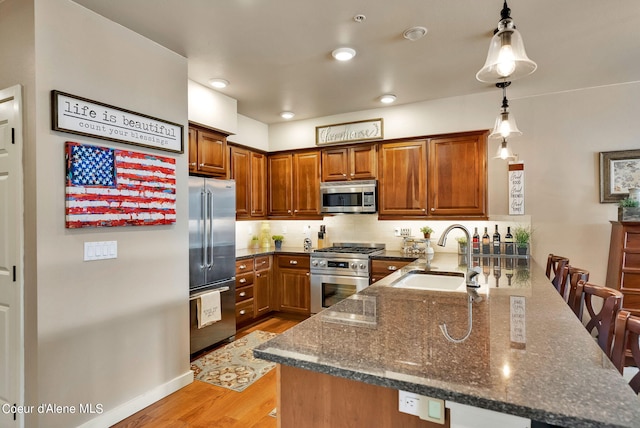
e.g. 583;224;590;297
310;242;385;313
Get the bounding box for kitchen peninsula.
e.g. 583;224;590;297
254;254;640;428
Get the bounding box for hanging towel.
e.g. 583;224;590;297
197;290;222;328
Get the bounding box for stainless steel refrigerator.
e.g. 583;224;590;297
189;177;236;355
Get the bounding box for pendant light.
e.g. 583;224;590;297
476;1;537;83
489;82;522;139
494;138;515;160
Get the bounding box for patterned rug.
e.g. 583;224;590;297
191;330;277;392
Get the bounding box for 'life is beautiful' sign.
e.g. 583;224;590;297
52;91;183;153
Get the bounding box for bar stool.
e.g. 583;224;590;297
611;310;640;394
546;254;569;297
562;266;590;316
575;280;624;354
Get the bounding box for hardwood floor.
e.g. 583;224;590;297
112;315;302;428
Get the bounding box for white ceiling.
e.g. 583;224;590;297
73;0;640;124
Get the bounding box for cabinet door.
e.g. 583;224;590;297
188;128;198;174
321;147;349;181
428;132;487;217
292;151;321;216
268;154;293;217
197;129;228;177
250;151;267;217
378;141;427;217
230;146;251;218
350;144;377;180
279;269;310;315
255;268;272;316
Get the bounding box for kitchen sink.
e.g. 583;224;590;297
391;270;466;292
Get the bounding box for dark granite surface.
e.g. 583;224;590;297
254;253;640;428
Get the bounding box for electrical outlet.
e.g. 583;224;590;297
398;391;445;424
394;227;401;237
399;392;419;415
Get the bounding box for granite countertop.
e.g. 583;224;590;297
254;253;640;428
236;247;419;260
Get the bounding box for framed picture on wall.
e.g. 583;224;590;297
600;149;640;203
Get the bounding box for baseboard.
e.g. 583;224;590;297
76;370;194;428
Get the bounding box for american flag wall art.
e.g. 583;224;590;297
65;141;176;228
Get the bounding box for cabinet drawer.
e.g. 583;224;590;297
623;252;640;269
622;292;640;310
621;271;640;290
236;272;254;288
371;259;411;275
277;255;310;269
236;300;255;323
236;259;253;274
236;285;254;303
255;255;271;271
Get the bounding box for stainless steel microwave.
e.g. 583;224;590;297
320;180;377;214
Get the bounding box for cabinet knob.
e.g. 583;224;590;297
239;264;247;269
289;260;298;265
240;310;246;315
288;210;292;214
239;278;247;283
350;173;355;176
239;291;246;297
343;173;347;177
388;266;397;271
371;278;377;282
431;208;435;212
199;163;205;167
294;209;298;213
256;273;261;277
306;272;310;276
189;162;196;167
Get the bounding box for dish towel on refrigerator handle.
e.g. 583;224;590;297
197;290;222;328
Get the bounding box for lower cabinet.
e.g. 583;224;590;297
275;254;311;316
235;255;273;327
370;258;412;284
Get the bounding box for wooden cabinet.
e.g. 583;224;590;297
378;131;488;219
235;259;255;326
254;255;272;316
230;145;267;219
378;140;427;217
275;254;310;316
268;151;321;218
189;124;229;178
321;144;377;181
428;132;487;217
370;258;413;284
606;221;640;315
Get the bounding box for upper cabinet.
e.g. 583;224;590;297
378;140;428;217
230;145;267;219
189;124;229;178
428;131;487;217
378;131;488;219
268;150;322;219
321;144;377;182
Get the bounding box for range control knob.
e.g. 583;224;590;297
311;260;318;266
350;262;357;269
359;263;366;269
319;260;326;267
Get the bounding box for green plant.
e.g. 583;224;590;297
420;226;433;234
455;236;467;244
619;197;640;208
513;225;531;248
271;235;285;242
251;235;259;241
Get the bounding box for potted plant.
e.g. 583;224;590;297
272;235;285;250
250;235;260;249
513;225;531;256
420;226;434;239
455;236;468;254
618;197;640;221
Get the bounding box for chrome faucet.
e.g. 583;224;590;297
437;224;481;288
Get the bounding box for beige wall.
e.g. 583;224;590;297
23;1;191;426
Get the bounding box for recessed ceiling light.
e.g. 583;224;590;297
380;94;397;104
280;111;295;119
332;47;356;61
403;26;428;41
208;78;229;89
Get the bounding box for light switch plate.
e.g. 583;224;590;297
84;241;117;261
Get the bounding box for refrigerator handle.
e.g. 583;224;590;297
207;189;214;270
200;190;207;270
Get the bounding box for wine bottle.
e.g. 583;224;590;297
472;227;480;254
504;226;514;255
493;225;501;255
481;227;490;254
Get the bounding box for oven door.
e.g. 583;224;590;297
310;273;369;313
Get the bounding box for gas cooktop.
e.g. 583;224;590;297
313;243;385;257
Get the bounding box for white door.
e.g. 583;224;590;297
0;85;24;427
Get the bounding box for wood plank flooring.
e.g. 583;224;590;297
112;315;301;428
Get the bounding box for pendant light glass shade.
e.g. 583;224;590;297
489;109;522;139
476;2;537;83
494;139;515;160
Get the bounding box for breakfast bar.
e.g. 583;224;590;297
254;254;640;428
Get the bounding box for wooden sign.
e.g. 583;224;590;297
316;118;383;146
508;162;525;215
52;90;183;153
